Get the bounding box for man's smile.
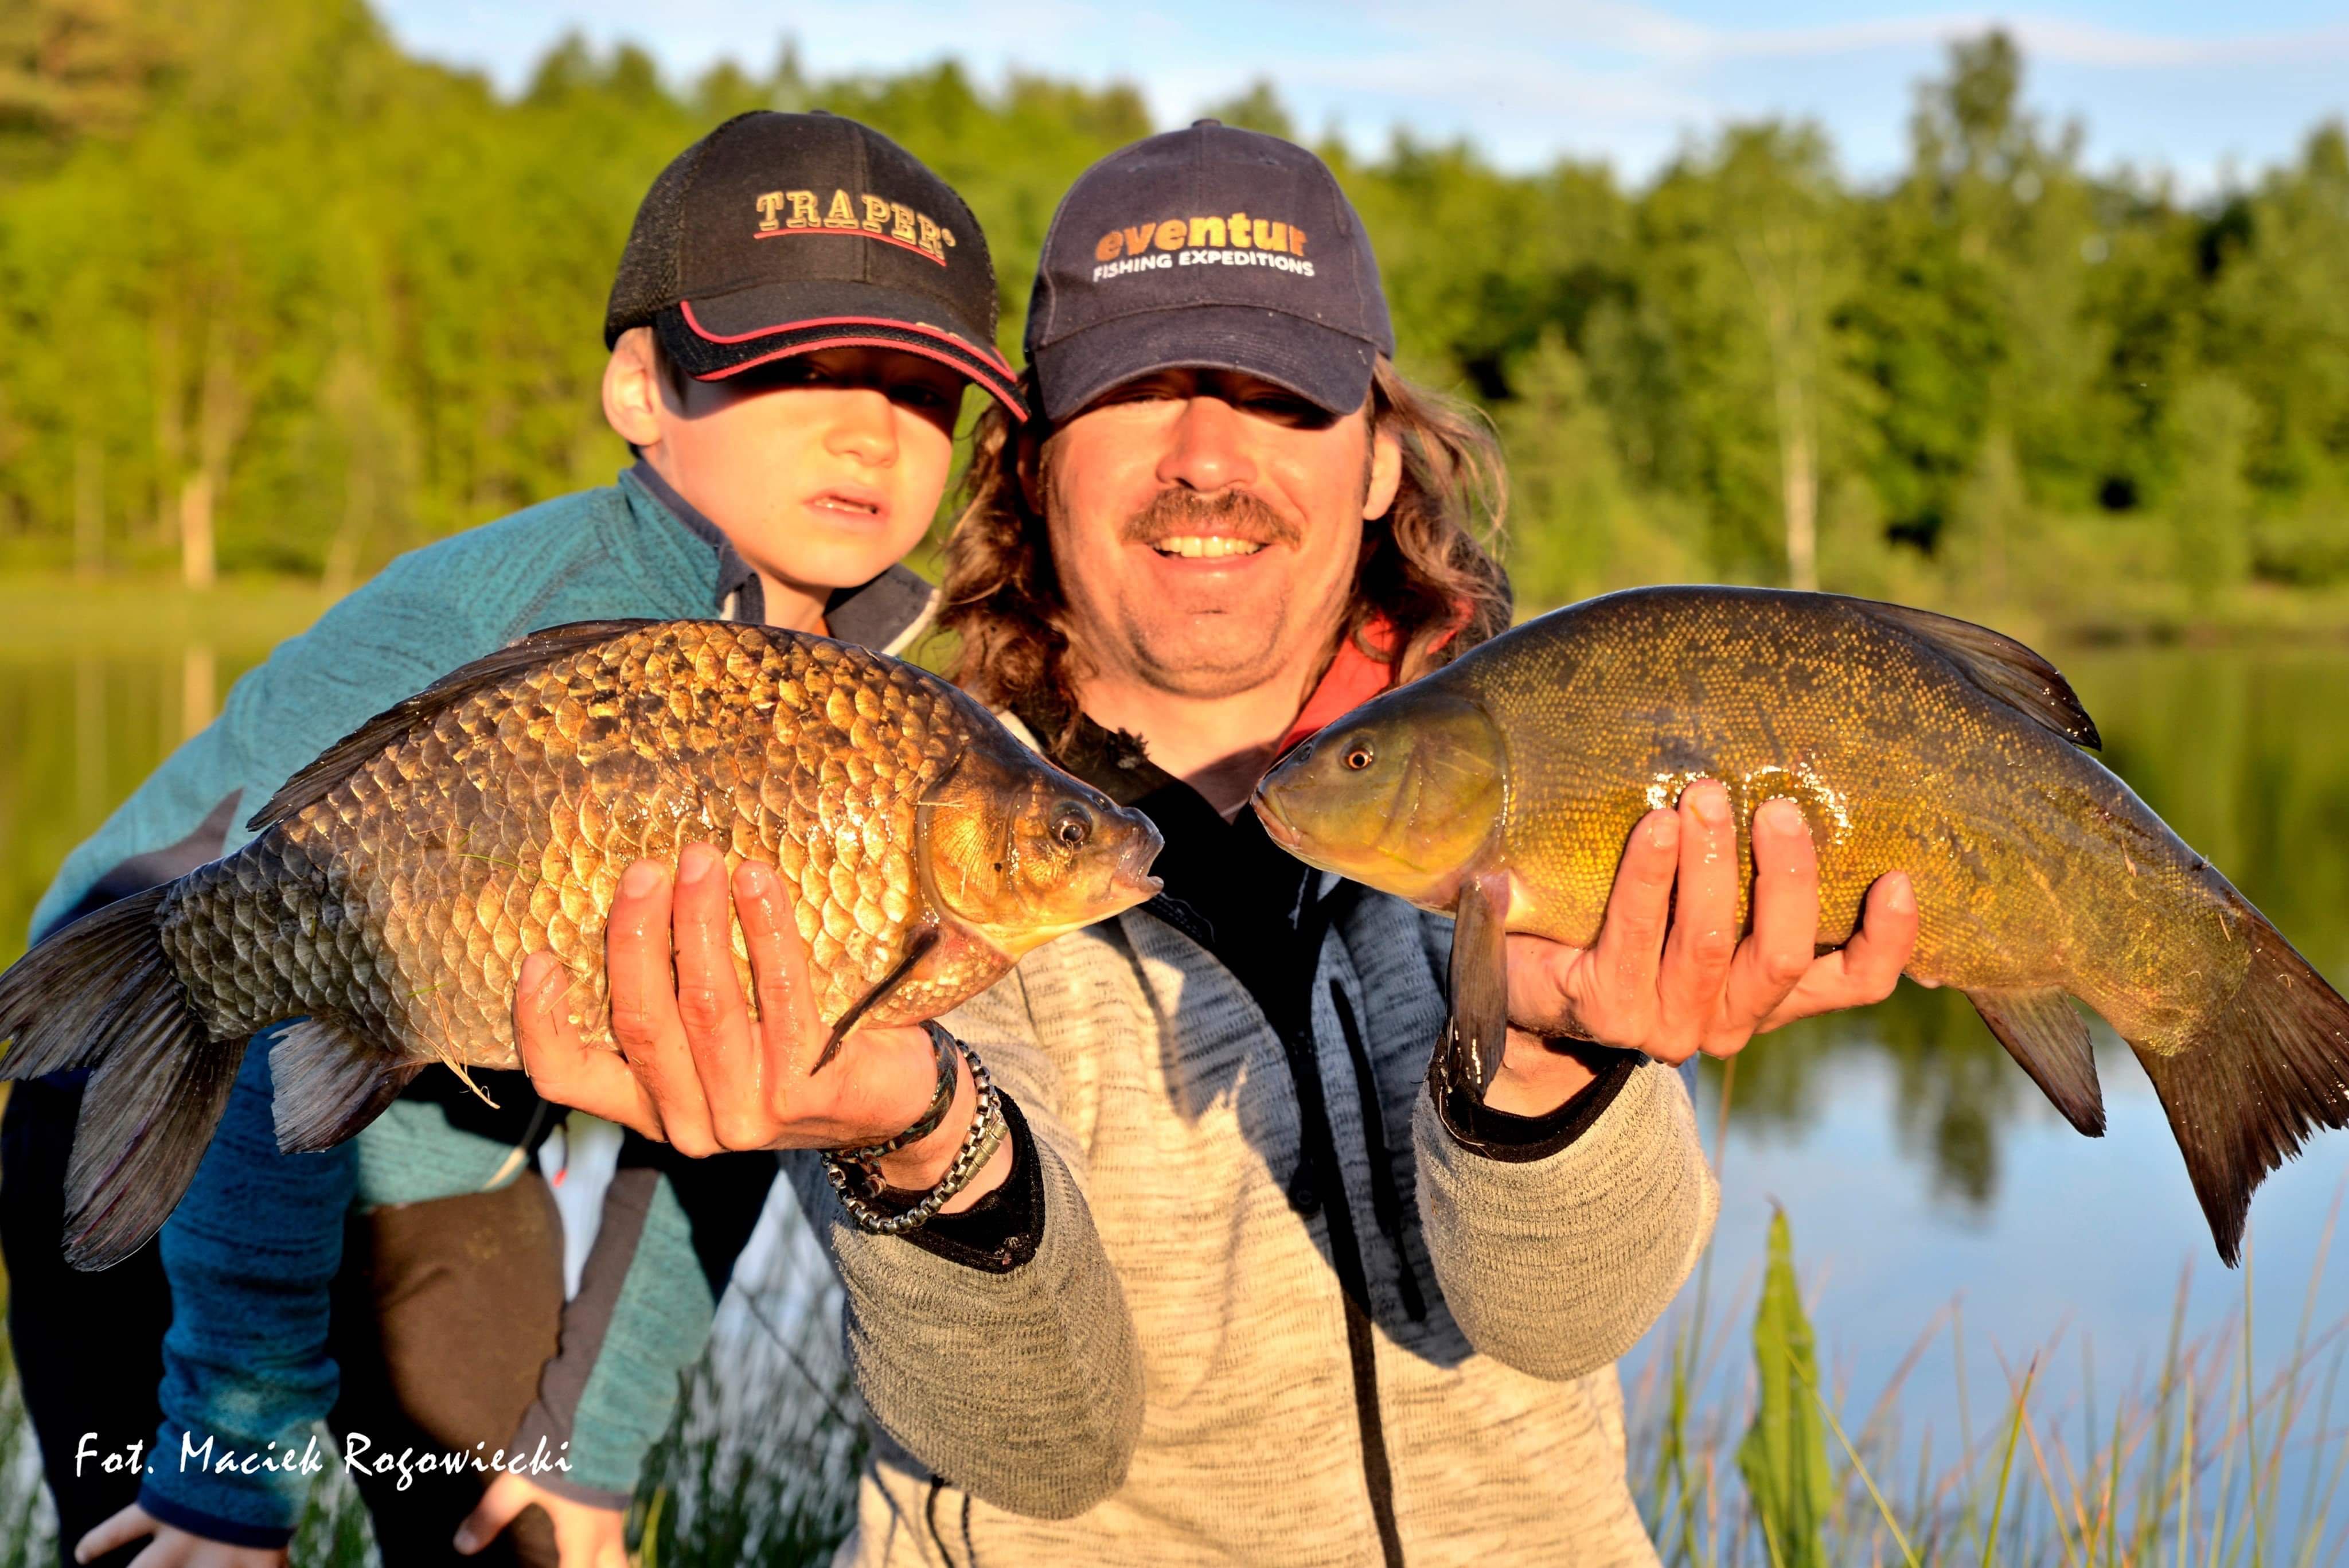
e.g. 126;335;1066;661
1149;535;1267;560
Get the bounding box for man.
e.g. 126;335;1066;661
7;112;1024;1568
518;121;1918;1564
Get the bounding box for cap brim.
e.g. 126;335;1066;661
1029;305;1379;425
658;284;1025;419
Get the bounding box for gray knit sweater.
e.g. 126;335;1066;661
789;877;1719;1566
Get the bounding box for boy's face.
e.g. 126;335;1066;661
606;331;965;602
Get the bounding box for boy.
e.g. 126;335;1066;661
2;110;1021;1568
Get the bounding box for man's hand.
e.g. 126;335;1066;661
1486;780;1917;1116
75;1505;286;1568
455;1473;625;1567
516;843;1008;1203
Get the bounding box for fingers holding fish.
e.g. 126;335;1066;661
731;858;819;1079
1694;799;1821;1058
1753;871;1917;1033
725;856;951;1159
1654;780;1742;1062
602;855;734;1157
513;949;665;1148
1576;808;1680;1045
590;848;945;1155
669;843;770;1153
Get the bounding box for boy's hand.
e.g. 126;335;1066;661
75;1505;286;1568
516;843;1008;1204
1485;781;1917;1117
455;1473;626;1567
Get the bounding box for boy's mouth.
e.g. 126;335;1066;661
809;487;887;521
1150;535;1267;560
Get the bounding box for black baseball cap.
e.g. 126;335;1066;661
1024;121;1395;424
606;111;1024;417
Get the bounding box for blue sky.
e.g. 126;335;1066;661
377;1;2349;190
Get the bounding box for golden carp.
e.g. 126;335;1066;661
1254;587;2349;1262
1;619;1162;1268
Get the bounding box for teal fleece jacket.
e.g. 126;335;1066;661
28;466;935;1546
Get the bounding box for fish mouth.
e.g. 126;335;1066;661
1250;746;1312;851
1109;813;1165;904
1251;787;1302;852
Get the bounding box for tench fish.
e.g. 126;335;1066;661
0;619;1163;1269
1253;587;2349;1262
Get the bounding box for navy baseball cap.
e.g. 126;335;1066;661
1024;121;1395;424
606;111;1024;417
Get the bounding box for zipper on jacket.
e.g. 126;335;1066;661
1283;896;1408;1568
1327;980;1427;1323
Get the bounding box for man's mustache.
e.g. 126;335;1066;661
1121;489;1301;551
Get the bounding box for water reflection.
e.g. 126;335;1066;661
0;643;256;955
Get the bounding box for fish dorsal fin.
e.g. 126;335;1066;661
248;619;665;833
1850;599;2102;750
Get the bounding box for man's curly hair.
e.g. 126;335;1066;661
939;358;1512;742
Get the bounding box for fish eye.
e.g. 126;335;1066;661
1343;738;1376;771
1051;802;1092;849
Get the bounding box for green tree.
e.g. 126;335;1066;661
0;6;2341;621
1500;329;1693;609
2167;376;2256;601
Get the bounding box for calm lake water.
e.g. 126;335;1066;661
5;634;2347;1534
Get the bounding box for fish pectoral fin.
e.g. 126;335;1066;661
1966;988;2104;1137
814;926;943;1075
1437;873;1512;1104
268;1017;424;1153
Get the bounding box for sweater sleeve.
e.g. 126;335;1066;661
508;1141;777;1505
139;1039;356;1549
1412;1058;1719;1382
783;966;1144;1520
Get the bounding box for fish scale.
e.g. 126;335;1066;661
0;617;1163;1268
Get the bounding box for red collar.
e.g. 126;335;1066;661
1271;612;1462;759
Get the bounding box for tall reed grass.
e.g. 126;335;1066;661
1630;1064;2349;1567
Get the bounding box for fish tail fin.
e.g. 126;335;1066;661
2132;907;2349;1267
0;887;247;1270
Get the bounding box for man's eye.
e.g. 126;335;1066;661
1102;381;1183;406
1243;394;1335;429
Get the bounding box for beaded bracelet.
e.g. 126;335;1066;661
828;1023;959;1165
823;1035;1009;1237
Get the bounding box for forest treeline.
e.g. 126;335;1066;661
2;0;2346;626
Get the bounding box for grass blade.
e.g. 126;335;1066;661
1983;1355;2041;1568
